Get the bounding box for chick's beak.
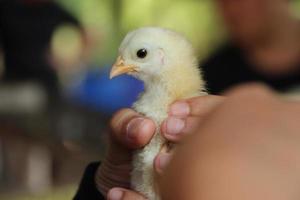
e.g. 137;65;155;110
110;56;138;79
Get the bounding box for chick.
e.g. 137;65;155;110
110;27;206;200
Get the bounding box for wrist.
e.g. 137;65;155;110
95;157;131;196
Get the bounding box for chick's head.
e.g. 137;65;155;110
110;27;198;83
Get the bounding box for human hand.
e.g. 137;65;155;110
102;95;225;200
96;109;156;198
159;85;300;200
155;95;225;173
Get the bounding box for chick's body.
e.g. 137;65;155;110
110;27;206;200
132;73;203;200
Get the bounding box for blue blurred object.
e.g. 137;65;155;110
68;66;144;115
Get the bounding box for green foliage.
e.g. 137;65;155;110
55;0;299;64
121;0;224;59
55;0;224;64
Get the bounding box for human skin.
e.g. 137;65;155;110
100;84;300;200
97;94;224;199
159;85;300;200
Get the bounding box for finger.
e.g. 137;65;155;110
186;95;225;117
161;116;202;142
107;188;147;200
154;153;173;174
169;95;225;117
110;109;156;149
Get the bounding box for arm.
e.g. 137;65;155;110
160;84;300;200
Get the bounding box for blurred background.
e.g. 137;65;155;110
0;0;299;199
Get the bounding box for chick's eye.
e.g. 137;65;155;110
136;48;147;59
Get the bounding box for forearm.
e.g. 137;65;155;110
95;156;131;196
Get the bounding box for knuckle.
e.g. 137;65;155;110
183;117;201;135
110;108;136;133
188;95;224;113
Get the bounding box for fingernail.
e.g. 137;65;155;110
158;154;171;171
170;102;190;117
166;117;185;135
108;188;123;200
126;117;144;139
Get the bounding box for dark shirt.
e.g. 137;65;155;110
74;162;104;200
202;43;300;94
0;0;80;97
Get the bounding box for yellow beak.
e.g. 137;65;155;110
110;56;138;79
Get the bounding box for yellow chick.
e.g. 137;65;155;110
110;27;206;200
